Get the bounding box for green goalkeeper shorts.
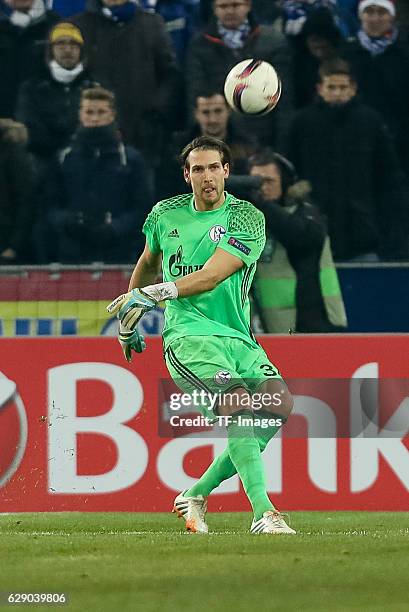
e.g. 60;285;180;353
164;335;283;417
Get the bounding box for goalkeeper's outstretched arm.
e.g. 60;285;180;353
107;245;243;333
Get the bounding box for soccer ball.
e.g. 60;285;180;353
224;59;282;116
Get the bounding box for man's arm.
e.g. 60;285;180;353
128;242;162;290
173;247;243;297
108;246;243;331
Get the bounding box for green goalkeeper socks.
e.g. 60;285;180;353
255;410;285;452
225;410;273;520
185;411;284;504
185;449;237;498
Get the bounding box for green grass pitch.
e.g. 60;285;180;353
1;512;408;611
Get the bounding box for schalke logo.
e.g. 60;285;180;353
214;370;232;385
209;225;226;243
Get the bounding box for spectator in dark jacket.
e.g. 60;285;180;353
158;89;257;198
281;0;359;38
42;87;152;263
249;150;347;333
0;0;58;117
71;0;182;169
342;0;409;175
186;0;293;149
0;118;35;264
285;58;408;261
292;7;343;108
16;22;96;174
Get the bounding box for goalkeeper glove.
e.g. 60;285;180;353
107;288;157;330
118;324;146;362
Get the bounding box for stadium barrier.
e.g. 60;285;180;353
1;263;409;336
1;336;408;512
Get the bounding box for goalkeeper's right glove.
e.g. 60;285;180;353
118;324;146;362
107;288;157;330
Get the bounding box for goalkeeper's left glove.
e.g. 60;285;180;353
107;282;178;330
107;288;157;330
118;324;146;362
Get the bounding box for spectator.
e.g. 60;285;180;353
281;0;359;38
292;7;342;108
186;0;294;149
16;22;96;174
0;118;35;264
42;87;152;263
249;150;347;333
200;0;282;26
158;89;257;198
0;0;58;118
139;0;201;65
342;0;409;176
71;0;182;170
285;58;408;261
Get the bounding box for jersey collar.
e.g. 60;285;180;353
189;191;231;216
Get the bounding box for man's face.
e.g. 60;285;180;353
213;0;251;30
184;149;229;209
194;95;230;139
7;0;33;10
250;163;282;201
360;6;393;37
52;37;81;70
306;35;334;60
79;99;115;128
318;74;357;105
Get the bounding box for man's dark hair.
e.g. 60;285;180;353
249;150;298;193
180;136;232;169
194;88;229;105
318;58;354;82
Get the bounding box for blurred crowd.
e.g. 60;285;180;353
1;0;409;279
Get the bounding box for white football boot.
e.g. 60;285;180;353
172;491;209;534
250;510;296;535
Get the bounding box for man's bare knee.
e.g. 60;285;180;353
257;381;294;419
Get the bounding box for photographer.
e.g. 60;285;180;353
42;86;152;263
249;150;347;333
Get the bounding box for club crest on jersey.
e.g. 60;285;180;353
214;370;232;385
209;225;226;243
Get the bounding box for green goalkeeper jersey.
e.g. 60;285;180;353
142;192;265;349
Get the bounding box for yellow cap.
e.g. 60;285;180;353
50;23;84;45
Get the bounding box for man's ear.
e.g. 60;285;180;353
184;167;191;184
223;163;230;179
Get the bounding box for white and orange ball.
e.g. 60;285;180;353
224;59;282;115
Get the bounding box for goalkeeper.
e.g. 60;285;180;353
107;136;295;535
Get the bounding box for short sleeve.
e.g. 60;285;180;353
218;203;266;265
142;207;161;254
